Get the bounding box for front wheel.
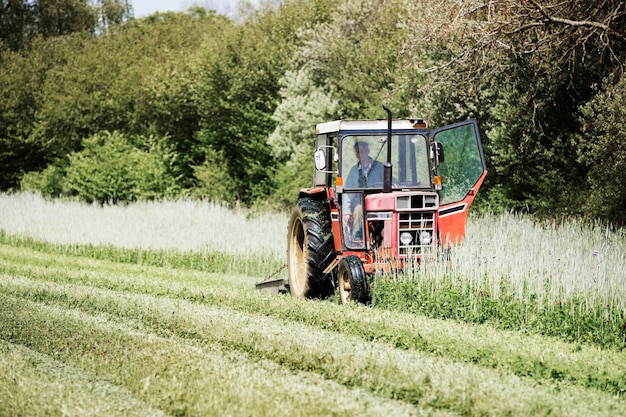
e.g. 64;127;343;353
337;255;370;304
287;198;335;299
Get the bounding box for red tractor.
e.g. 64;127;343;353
259;105;487;304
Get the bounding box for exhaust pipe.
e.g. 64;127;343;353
382;104;393;193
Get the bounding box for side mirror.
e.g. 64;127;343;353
314;149;327;171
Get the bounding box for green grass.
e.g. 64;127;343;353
1;241;626;416
2;192;626;415
0;230;283;278
372;275;626;350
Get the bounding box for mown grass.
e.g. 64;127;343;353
0;340;165;417
0;230;283;278
1;242;625;416
0;284;623;416
1;294;430;417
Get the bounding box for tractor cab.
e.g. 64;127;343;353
315;119;435;255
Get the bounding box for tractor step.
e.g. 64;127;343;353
255;278;288;294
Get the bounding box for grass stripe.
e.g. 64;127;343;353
2;275;625;416
0;340;166;417
1;244;625;397
0;231;284;277
0;294;434;417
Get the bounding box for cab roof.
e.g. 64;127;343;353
316;119;426;135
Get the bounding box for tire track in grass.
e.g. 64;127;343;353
2;275;625;417
0;340;166;417
0;293;443;417
2;245;625;397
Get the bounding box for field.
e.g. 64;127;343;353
1;192;625;416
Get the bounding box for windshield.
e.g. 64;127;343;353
341;133;430;189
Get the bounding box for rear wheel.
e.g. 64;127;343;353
287;198;335;299
337;255;370;304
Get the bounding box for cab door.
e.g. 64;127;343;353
430;119;487;246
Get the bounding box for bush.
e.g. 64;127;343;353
64;131;179;204
20;164;68;198
191;147;238;204
578;74;626;225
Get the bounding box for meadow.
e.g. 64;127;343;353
1;192;625;416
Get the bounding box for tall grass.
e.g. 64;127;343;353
394;212;626;310
376;212;626;348
0;192;286;259
451;213;625;308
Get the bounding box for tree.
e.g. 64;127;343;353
396;0;626;215
267;68;338;207
0;39;52;189
193;0;336;204
0;0;33;50
293;0;407;118
3;11;226;191
35;0;97;38
64;131;179;204
0;0;131;51
578;74;626;224
97;0;130;28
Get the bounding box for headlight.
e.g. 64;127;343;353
400;232;413;245
419;231;432;245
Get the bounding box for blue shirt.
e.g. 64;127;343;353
345;158;384;189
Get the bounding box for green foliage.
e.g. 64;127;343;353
578;74;626;224
1;0;626;222
0;0;131;51
407;39;591;215
36;0;97;38
97;0;130;28
64;131;179;204
31;13;221;161
191;146;238;204
192;1;337;204
0;0;32;51
121;12;234;186
1;10;230;191
269;69;338;162
20;164;67;198
266;68;338;207
269;148;314;209
396;0;625;218
0;42;51;189
293;0;407;118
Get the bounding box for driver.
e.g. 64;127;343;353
345;141;384;188
343;141;384;241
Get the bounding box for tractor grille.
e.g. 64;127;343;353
398;211;435;256
397;194;437;210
